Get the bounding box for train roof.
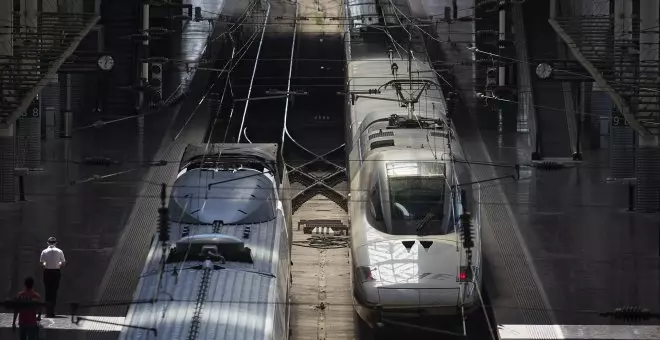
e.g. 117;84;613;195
120;144;284;340
119;220;281;340
181;143;279;170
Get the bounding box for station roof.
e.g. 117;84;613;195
0;11;100;128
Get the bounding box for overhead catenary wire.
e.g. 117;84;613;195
5;298;638;319
236;1;270;143
171;1;267;290
64;18;264;187
386;7;497;340
280;0;299;161
107;2;267;333
23;3;648;338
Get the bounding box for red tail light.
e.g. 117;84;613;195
459;271;467;281
459;266;472;282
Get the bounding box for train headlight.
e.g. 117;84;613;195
356;266;376;283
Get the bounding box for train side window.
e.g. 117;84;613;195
368;181;386;232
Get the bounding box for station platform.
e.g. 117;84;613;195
0;1;244;339
425;0;660;339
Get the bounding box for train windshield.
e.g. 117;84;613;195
385;162;449;235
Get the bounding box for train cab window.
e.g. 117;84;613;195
385;162;450;235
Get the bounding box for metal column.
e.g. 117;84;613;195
610;0;636;178
137;2;150;165
62;73;73;138
42;76;60;139
0;126;15;202
41;0;59;140
498;1;506;87
635;0;660;212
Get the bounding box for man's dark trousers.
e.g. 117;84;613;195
19;325;39;340
43;269;61;316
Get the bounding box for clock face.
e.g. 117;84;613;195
98;55;114;71
536;63;553;79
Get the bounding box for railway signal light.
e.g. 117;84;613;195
460;213;474;249
150;62;163;105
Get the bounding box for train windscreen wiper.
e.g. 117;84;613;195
415;211;435;235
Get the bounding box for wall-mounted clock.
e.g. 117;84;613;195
98;55;115;71
535;63;553;79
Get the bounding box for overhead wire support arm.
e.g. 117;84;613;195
454;172;519;188
67;299;158;335
73;316;158;336
234;90;308;102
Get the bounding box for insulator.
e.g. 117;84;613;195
460;213;474;249
602;306;652;321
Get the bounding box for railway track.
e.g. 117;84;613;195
202;1;495;338
281;6;354;337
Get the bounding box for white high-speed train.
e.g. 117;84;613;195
119;143;292;340
345;0;483;331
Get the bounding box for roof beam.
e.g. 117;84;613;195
548;18;649;136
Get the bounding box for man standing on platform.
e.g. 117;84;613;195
12;277;42;340
40;237;65;317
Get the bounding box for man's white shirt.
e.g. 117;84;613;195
40;246;66;269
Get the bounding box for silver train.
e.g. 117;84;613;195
344;0;483;329
119;144;292;340
346;0;401;28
